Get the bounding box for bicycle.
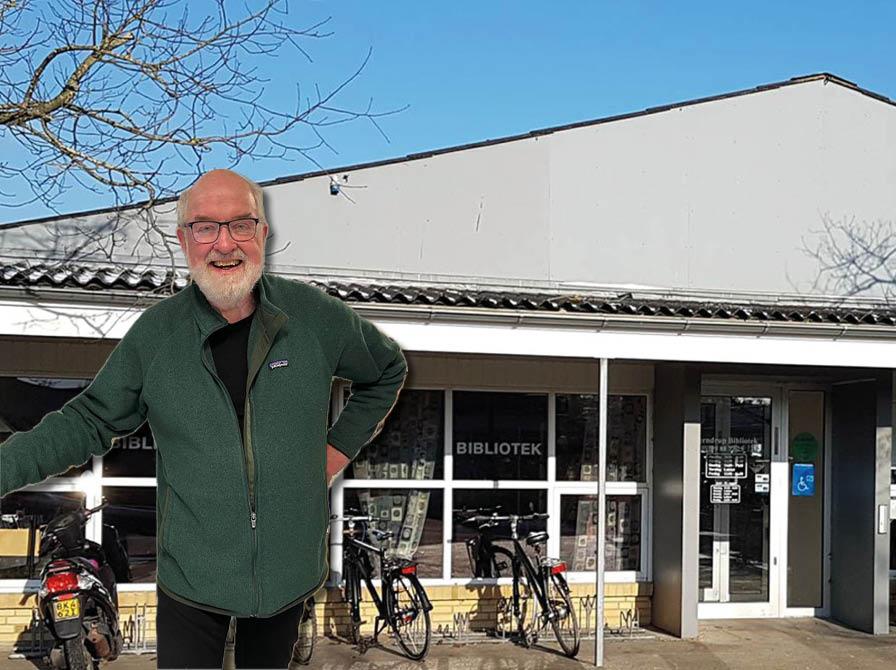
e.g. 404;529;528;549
454;507;580;657
332;510;433;660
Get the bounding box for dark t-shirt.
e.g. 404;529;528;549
209;311;254;442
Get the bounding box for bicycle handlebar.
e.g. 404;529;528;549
461;512;548;523
84;500;109;517
451;505;503;516
330;514;373;523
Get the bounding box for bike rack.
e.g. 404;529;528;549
424;590;652;646
8;591;648;657
9;603;158;658
119;603;155;653
8;608;50;658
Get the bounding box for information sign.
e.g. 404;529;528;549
710;482;741;504
705;454;747;480
792;463;815;497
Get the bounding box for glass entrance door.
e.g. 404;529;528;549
699;393;781;617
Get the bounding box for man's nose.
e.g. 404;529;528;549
214;225;237;253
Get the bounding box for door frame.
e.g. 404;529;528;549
778;383;832;619
698;379;832;620
698;382;784;619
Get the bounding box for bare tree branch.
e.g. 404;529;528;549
802;213;896;303
0;0;400;295
0;0;397;209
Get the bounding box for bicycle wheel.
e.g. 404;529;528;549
342;565;362;645
546;572;579;657
388;574;431;660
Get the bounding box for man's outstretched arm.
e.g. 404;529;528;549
0;332;148;497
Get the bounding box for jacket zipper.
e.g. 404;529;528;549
245;397;260;617
202;343;260;616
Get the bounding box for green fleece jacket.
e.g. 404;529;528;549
0;273;407;617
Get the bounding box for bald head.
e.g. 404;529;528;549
177;169;268;229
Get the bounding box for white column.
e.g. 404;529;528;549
594;357;608;667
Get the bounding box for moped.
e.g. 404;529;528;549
35;500;125;669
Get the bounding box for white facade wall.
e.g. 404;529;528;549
1;77;894;299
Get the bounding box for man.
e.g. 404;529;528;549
0;170;408;668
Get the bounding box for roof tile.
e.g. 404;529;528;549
2;262;894;328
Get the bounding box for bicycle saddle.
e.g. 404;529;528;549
525;531;548;546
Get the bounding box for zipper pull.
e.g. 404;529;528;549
250;512;257;529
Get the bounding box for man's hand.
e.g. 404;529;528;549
326;443;350;487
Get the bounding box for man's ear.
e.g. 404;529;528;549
176;226;188;256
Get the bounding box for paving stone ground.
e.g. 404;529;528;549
2;618;895;670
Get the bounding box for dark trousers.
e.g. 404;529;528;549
156;588;304;669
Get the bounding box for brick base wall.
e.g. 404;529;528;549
0;591;156;651
0;582;652;648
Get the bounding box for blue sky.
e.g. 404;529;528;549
3;0;894;221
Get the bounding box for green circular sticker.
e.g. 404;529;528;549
791;432;819;461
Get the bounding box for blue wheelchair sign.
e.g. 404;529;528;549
792;463;815;497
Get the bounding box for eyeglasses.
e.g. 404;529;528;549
185;218;259;243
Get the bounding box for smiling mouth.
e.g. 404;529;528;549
210;260;243;270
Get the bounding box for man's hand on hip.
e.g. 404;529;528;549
326;443;350;487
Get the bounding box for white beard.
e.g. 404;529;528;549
189;251;263;312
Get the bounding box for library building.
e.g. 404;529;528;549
1;73;894;651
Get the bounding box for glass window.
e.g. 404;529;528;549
559;494;642;572
346;390;443;480
0;377;93;476
890;515;895;572
700;397;772;603
451;489;547;578
0;491;85;579
556;394;647;482
452;392;547;480
342;488;443;579
100;487;157;583
103;423;156;477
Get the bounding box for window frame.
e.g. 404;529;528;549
0;478;87;594
890;483;895;578
2;378;654;592
550;391;653;584
0;373;160;594
330;385;653;587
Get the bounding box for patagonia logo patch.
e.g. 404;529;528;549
269;359;289;370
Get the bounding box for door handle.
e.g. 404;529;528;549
773;427;779;458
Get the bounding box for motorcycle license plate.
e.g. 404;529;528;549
54;598;80;620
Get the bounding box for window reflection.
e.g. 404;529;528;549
556;395;647;482
559;494;641;572
451;489;547;578
342;489;443;578
452;392;547;480
103;424;156;477
0;377;93;476
101;488;157;583
346;390;443;480
0;491;85;578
